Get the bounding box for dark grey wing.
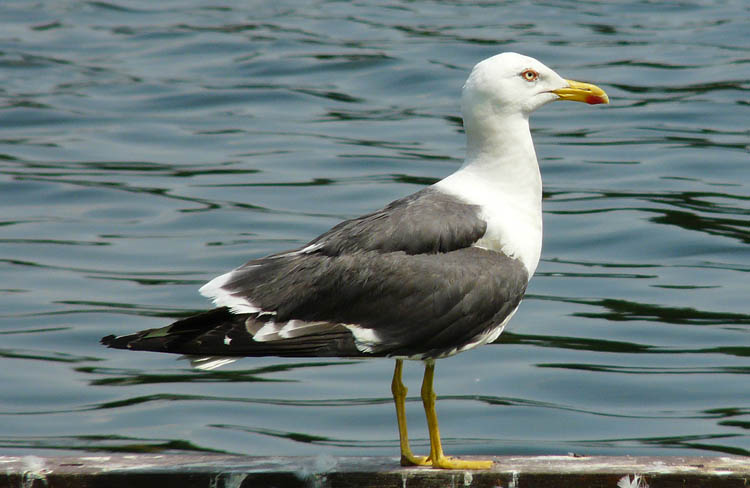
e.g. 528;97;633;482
216;246;529;359
104;247;528;359
303;187;487;256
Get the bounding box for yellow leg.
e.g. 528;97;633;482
420;360;493;470
391;359;430;466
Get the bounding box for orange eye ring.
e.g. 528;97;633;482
521;69;539;82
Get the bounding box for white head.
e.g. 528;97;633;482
462;52;608;122
439;53;608;277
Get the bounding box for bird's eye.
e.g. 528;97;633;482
521;69;539;82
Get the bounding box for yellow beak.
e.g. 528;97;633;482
552;79;609;105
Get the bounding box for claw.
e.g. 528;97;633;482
431;456;493;470
400;453;431;466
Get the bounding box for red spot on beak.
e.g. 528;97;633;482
586;95;607;105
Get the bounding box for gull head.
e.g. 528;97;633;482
462;52;608;121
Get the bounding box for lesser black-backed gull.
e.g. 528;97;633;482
102;52;608;470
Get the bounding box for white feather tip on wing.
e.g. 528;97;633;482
199;269;264;314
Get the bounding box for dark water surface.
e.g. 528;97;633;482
1;1;748;458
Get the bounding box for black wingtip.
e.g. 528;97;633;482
101;333;132;349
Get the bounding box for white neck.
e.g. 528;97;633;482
435;111;543;277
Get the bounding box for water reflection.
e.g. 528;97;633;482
83;361;356;387
570;298;750;326
0;434;225;454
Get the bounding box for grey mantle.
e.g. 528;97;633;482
1;454;749;488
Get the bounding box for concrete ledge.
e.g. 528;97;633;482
1;454;748;487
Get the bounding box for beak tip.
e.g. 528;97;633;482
586;94;610;105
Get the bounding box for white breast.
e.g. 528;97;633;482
435;161;543;277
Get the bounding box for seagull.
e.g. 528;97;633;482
102;52;608;470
